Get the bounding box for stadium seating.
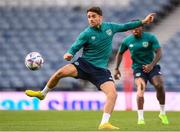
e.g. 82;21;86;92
0;0;179;91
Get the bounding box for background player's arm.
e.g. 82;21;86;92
114;53;123;80
111;13;155;33
114;41;128;79
151;48;162;67
64;32;87;61
143;35;161;73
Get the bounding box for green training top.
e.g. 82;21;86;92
118;32;161;70
67;21;142;69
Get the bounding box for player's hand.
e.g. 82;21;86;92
114;69;121;80
63;53;73;61
142;64;154;73
142;13;156;24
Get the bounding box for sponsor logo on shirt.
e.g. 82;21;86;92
129;44;134;48
106;29;112;36
91;36;96;40
142;42;149;48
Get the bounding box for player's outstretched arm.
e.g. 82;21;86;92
111;13;156;33
114;52;123;80
141;13;156;24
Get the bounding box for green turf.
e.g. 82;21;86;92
0;111;179;131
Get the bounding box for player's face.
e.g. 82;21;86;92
132;27;143;37
87;11;102;27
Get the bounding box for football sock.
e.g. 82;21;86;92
41;86;51;96
160;105;166;115
100;113;110;125
137;109;144;120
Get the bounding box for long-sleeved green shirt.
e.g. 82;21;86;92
67;21;142;69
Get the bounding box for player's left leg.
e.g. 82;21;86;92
98;81;119;130
151;75;169;125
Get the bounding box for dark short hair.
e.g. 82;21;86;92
87;7;102;16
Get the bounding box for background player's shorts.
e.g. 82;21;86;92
72;57;114;90
133;65;162;84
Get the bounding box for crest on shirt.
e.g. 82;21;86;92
91;36;96;40
129;44;134;48
142;42;149;48
106;29;112;36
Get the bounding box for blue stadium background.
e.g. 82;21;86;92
0;0;180;92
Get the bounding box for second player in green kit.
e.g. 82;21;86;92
114;25;169;125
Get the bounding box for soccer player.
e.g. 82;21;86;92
114;25;169;125
25;7;155;130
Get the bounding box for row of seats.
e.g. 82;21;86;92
0;0;179;91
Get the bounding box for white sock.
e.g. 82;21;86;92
41;86;51;96
137;110;144;120
100;113;110;125
160;105;166;115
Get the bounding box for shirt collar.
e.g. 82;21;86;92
90;22;104;31
133;32;144;39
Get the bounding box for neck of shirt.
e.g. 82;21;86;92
90;23;103;31
134;32;143;38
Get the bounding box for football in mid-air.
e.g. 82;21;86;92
25;52;44;71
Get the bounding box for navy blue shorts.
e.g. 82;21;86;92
72;57;114;90
133;65;162;84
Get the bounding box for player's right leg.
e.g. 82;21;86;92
98;81;119;130
135;78;146;125
25;64;78;100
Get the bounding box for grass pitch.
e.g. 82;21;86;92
0;111;179;131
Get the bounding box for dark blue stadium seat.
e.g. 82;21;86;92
0;0;179;91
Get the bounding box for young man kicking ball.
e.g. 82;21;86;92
26;7;155;129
